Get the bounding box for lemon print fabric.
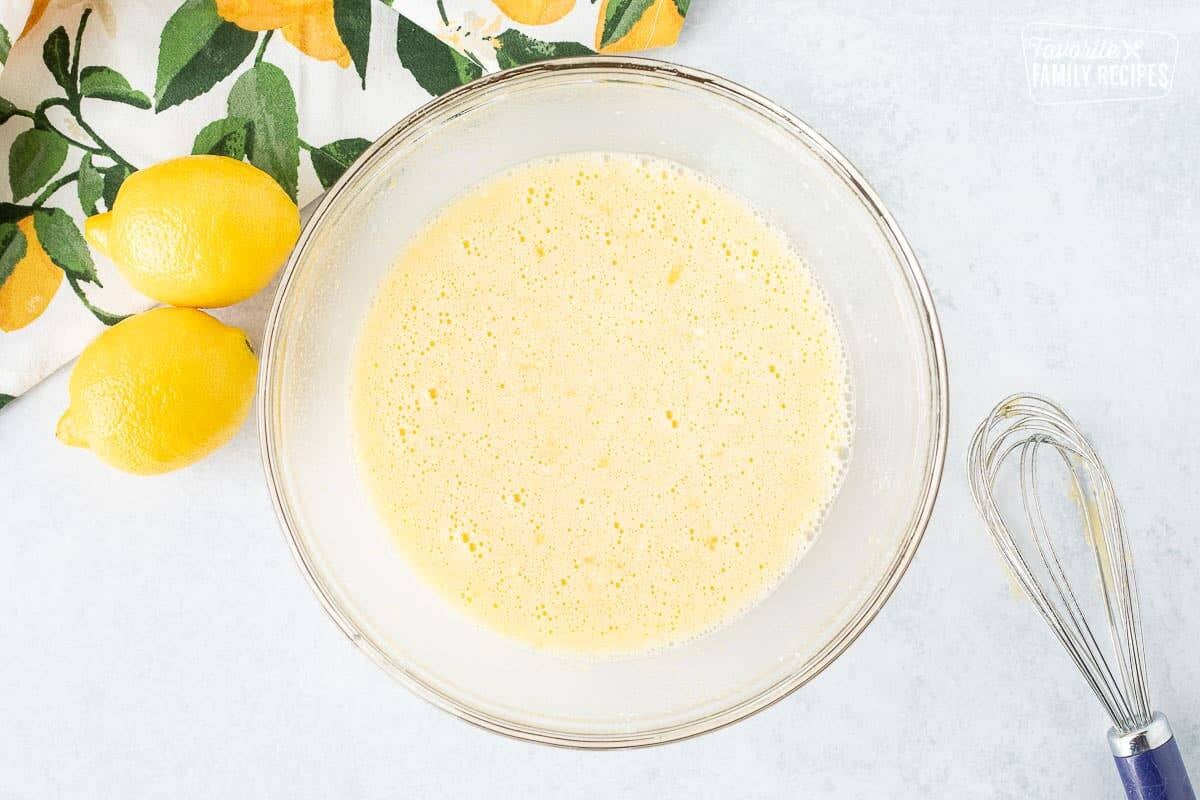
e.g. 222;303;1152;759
216;0;351;67
596;0;688;52
491;0;575;25
57;307;258;475
0;1;690;406
84;155;300;308
0;217;62;332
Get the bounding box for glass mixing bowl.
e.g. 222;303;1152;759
259;57;947;747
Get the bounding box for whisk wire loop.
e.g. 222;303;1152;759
967;394;1151;733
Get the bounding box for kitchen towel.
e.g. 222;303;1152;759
0;0;690;408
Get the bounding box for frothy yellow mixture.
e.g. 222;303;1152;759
352;154;851;655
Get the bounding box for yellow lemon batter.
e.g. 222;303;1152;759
352;154;851;655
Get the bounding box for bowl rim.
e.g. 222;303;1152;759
258;55;949;749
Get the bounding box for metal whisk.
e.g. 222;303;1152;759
967;394;1194;800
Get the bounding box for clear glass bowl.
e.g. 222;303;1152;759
259;57;948;748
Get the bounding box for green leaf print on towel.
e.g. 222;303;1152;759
227;62;299;200
75;155;130;215
33;208;126;326
334;0;372;88
0;222;27;288
41;27;73;94
192;116;252;160
76;154;104;215
155;0;257;113
100;164;132;210
8;129;68;202
308;137;371;190
395;13;482;97
79;67;152;109
0;97;18;125
493;29;593;69
33;208;97;284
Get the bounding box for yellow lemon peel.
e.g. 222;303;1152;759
84;155;300;308
57;307;258;475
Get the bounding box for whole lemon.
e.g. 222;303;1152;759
492;0;574;25
0;216;63;332
56;307;258;475
84;155;300;308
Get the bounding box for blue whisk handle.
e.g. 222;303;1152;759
1111;714;1195;800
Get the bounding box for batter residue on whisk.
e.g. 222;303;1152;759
351;153;852;655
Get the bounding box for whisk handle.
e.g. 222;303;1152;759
1111;714;1195;800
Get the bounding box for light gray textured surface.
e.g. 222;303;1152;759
2;2;1198;797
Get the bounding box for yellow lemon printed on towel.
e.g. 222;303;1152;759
596;0;685;53
20;0;50;38
0;217;62;333
492;0;576;25
216;0;351;67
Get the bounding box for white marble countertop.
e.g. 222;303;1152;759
3;2;1198;796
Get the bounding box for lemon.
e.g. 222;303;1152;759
595;0;684;52
492;0;575;25
56;307;258;475
21;0;49;37
84;155;300;308
0;216;63;332
215;0;351;66
215;0;323;30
